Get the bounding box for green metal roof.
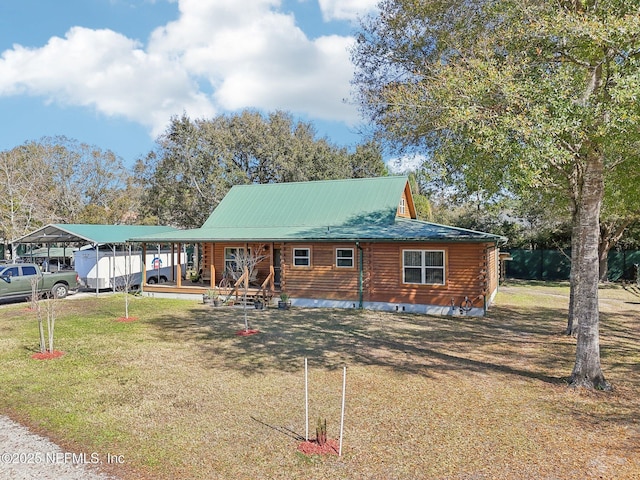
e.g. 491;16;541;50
129;177;506;244
129;218;504;243
202;176;409;229
13;224;180;245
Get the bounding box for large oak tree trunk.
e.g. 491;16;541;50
569;152;610;390
567;216;579;336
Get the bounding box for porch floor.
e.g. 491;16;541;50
142;279;279;305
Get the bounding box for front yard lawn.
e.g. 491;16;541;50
1;283;639;479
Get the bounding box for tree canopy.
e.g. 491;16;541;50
0;137;138;256
138;110;387;229
352;0;640;389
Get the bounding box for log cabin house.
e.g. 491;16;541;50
131;176;506;316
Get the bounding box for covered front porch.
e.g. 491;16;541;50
139;241;280;305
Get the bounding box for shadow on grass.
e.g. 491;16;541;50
149;302;577;386
85;292;640;459
617;283;640;299
250;416;304;441
501;279;570;288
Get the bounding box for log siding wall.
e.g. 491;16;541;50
201;240;498;310
366;242;489;308
285;243;360;301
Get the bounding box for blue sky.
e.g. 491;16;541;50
0;0;381;166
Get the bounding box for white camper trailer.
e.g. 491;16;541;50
74;247;184;290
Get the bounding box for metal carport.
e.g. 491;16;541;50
13;224;180;295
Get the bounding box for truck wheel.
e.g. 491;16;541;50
51;283;68;299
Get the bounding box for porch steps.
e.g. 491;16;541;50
219;289;272;307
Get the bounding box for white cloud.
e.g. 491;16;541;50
0;0;373;138
318;0;379;22
387;154;426;174
149;0;360;123
0;26;215;136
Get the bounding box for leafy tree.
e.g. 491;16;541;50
348;140;389;178
36;138;85;222
37;136;137;224
617;223;640;251
599;157;640;280
137;114;238;229
1;137;140;257
0;145;49;256
352;0;640;389
139;110;387;229
407;172;433;221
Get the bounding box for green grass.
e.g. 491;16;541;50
1;286;639;480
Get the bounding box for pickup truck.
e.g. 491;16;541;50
0;263;80;301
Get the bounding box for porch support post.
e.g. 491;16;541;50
280;243;286;292
141;244;147;293
112;245;117;293
156;244;161;282
176;243;182;288
209;243;215;288
356;242;364;309
95;243;99;296
270;242;274;271
170;243;175;282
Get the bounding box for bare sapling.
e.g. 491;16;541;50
226;245;268;332
115;268;134;320
29;276;39;311
114;245;136;320
43;295;59;353
316;417;327;446
31;277;60;354
31;277;46;353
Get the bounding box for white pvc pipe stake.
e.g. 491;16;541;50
304;358;309;442
339;366;346;456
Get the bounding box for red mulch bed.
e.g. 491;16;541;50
297;439;340;456
31;350;65;360
236;329;260;336
116;316;139;323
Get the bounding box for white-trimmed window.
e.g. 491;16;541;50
403;250;445;285
399;197;406;215
224;247;243;275
336;248;354;268
293;248;311;267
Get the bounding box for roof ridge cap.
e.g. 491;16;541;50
230;175;408;188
